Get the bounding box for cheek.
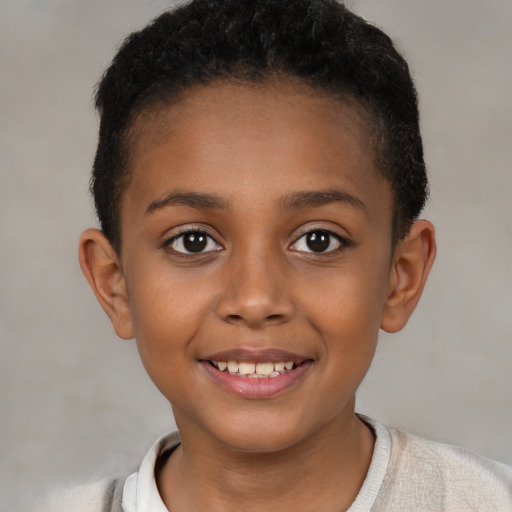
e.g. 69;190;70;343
297;257;390;371
127;267;214;367
300;263;389;332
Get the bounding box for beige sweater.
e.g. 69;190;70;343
46;418;512;512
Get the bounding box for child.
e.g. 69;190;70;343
60;0;511;510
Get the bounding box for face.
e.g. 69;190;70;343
118;81;395;453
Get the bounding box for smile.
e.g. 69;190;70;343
210;360;296;378
200;350;313;398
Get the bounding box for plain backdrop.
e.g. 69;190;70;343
1;1;511;510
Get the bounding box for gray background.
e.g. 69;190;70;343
1;1;511;510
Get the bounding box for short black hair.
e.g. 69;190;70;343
92;0;428;252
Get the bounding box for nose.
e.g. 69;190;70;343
216;247;294;328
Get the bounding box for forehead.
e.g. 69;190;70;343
129;80;374;166
122;80;391;224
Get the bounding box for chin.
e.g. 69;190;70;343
225;435;301;455
212;416;316;455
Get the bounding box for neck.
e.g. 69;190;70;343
157;409;375;512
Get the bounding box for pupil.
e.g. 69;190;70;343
184;233;207;252
306;231;330;252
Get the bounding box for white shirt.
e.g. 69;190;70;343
122;432;180;512
121;417;512;511
47;417;512;511
120;419;392;512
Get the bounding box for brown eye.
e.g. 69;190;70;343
183;232;207;252
168;230;221;254
291;229;346;254
306;231;330;252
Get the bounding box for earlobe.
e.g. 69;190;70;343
79;228;134;340
380;220;436;333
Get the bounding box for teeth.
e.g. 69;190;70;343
238;362;256;375
227;361;239;373
212;360;296;377
255;362;274;375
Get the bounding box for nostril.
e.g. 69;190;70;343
226;314;243;322
224;312;285;326
217;293;293;327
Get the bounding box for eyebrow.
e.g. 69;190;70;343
280;189;368;216
145;191;230;215
145;188;367;216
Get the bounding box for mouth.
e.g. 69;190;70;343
199;349;313;398
208;360;300;378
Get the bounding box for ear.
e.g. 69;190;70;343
79;228;134;340
380;220;436;333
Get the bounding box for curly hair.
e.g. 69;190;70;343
92;0;428;252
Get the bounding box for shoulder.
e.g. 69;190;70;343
42;431;181;512
375;427;512;511
42;476;113;512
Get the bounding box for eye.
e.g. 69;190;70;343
166;230;222;254
291;229;347;253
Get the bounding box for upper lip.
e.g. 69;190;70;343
200;348;312;364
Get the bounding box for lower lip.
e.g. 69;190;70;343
200;361;313;399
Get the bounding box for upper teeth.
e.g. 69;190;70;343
213;360;295;377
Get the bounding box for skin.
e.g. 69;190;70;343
80;81;436;512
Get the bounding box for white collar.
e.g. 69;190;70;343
347;415;391;512
122;431;180;512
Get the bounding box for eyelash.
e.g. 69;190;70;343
164;228;222;255
289;229;351;254
163;227;351;257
